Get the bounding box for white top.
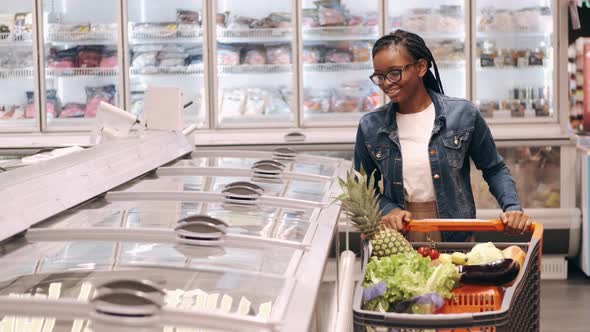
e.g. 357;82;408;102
396;103;436;203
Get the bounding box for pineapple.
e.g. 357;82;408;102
335;166;413;257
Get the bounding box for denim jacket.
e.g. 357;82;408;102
353;90;522;241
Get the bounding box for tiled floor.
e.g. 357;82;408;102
541;265;590;332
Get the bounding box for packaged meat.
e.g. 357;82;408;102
219;88;246;118
13;12;32;34
48;47;77;69
324;48;353;64
266;45;291;65
244;88;268;117
352;42;371;63
226;15;257;30
318;3;348;27
252;12;291;29
242;46;266;65
11;105;25;120
177;9;201;25
85;85;116;118
332;87;363;113
29;89;60;119
25;91;35;118
364;12;379;27
216;12;230;28
1;106;15;120
131;51;158;68
348;15;363;26
301;9;319;28
100;49;118;68
303;46;322;64
78;46;103;68
217;45;240;66
59;103;87;118
303;89;331;113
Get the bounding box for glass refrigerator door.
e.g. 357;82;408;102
387;0;467;99
126;0;206;127
474;0;554;122
40;0;121;130
301;0;380;126
0;1;38;131
214;0;295;128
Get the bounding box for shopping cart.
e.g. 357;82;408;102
352;219;543;332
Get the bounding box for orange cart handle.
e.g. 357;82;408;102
405;219;543;240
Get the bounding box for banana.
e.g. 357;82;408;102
451;252;468;265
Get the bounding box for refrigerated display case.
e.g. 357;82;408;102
38;0;123;130
473;0;555;123
125;0;207;127
300;0;381;127
387;0;468;99
0;1;39;131
212;0;296;128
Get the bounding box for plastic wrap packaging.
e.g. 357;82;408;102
478;6;551;32
100;48;118;68
332;86;363;113
48;47;77;68
266;45;291;65
28;90;59;119
177;9;201;25
13;12;32;34
252;12;291;29
1;106;15;120
216;12;229;28
303;89;331;113
242;46;266;65
266;88;291;114
11;105;24;120
59;103;87;118
0;50;34;68
85;85;116;118
131;51;158;68
131;22;177;38
244;88;268;117
219;88;246;118
78;46;103;68
91;23;117;34
0;14;12;38
301;9;320;28
318;3;348;27
217;45;240;66
352;42;371;62
364;12;379;27
324;48;353;63
158;45;188;68
25;91;35;118
302;46;322;64
227;15;257;30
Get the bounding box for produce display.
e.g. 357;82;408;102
336;168;528;315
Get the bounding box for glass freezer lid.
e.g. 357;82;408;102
114;174;330;203
41;200;316;243
1;240;297;276
0;267;284;321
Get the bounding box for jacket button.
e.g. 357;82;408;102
430;149;436;155
433;174;440;179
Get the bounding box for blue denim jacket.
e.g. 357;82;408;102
353;90;522;241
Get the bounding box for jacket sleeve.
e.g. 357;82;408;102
353;124;401;215
468;110;523;212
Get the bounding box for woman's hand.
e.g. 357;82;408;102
500;211;532;234
381;208;412;232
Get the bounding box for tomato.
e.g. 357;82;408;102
418;246;430;257
429;248;440;260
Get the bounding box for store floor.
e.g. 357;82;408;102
541;264;590;331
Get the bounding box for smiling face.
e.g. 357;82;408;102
372;45;427;104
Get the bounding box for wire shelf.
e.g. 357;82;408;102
130;66;204;76
217;28;292;43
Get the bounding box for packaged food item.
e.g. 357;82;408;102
131;22;177;38
529;48;545;66
77;45;103;68
13;12;32;34
1;106;15;120
90;23;117;34
266;45;291;65
479;41;496;67
303;46;322;64
217;45;240;66
216;12;229;28
59;103;87;118
48;47;77;68
303;89;331;113
85;85;116;118
252;12;291;29
324;48;353;64
177;9;201;25
266;88;291;114
25;91;35;118
132;44;164;53
0;14;12;39
352;42;371;62
100;48;118;68
219;88;246;118
242;46;266;65
11;105;24;120
348;15;363;26
301;9;319;28
318;3;348;27
332;86;363;113
244;88;268;117
226;15;257;30
131;51;158;68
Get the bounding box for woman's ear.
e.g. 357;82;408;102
416;59;429;78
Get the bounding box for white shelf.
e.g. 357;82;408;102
420;32;465;40
218;64;292;74
477;31;552;39
217;28;292;43
476;62;552;72
46;31;117;44
130;26;202;44
0;32;33;46
130;66;204;76
46;67;119;78
303;62;372;72
436;60;466;70
0;68;35;79
303;26;378;41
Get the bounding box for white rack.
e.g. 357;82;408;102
303;62;372;72
0;32;33;45
420;32;466;41
477;31;552;39
0;68;35;80
130;66;204;76
219;64;292;74
46;31;117;44
46;67;119;78
130;26;202;44
302;26;378;41
475;62;552;71
436;60;466;70
217;28;292;43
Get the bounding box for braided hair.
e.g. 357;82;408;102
372;29;444;95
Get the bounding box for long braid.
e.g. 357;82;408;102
372;30;444;95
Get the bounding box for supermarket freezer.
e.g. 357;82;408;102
0;131;349;331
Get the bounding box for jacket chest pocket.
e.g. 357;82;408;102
442;131;471;168
366;143;396;180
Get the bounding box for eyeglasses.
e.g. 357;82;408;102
369;62;418;86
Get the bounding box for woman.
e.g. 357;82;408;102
354;30;531;242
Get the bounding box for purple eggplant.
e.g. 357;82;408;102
458;258;520;286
